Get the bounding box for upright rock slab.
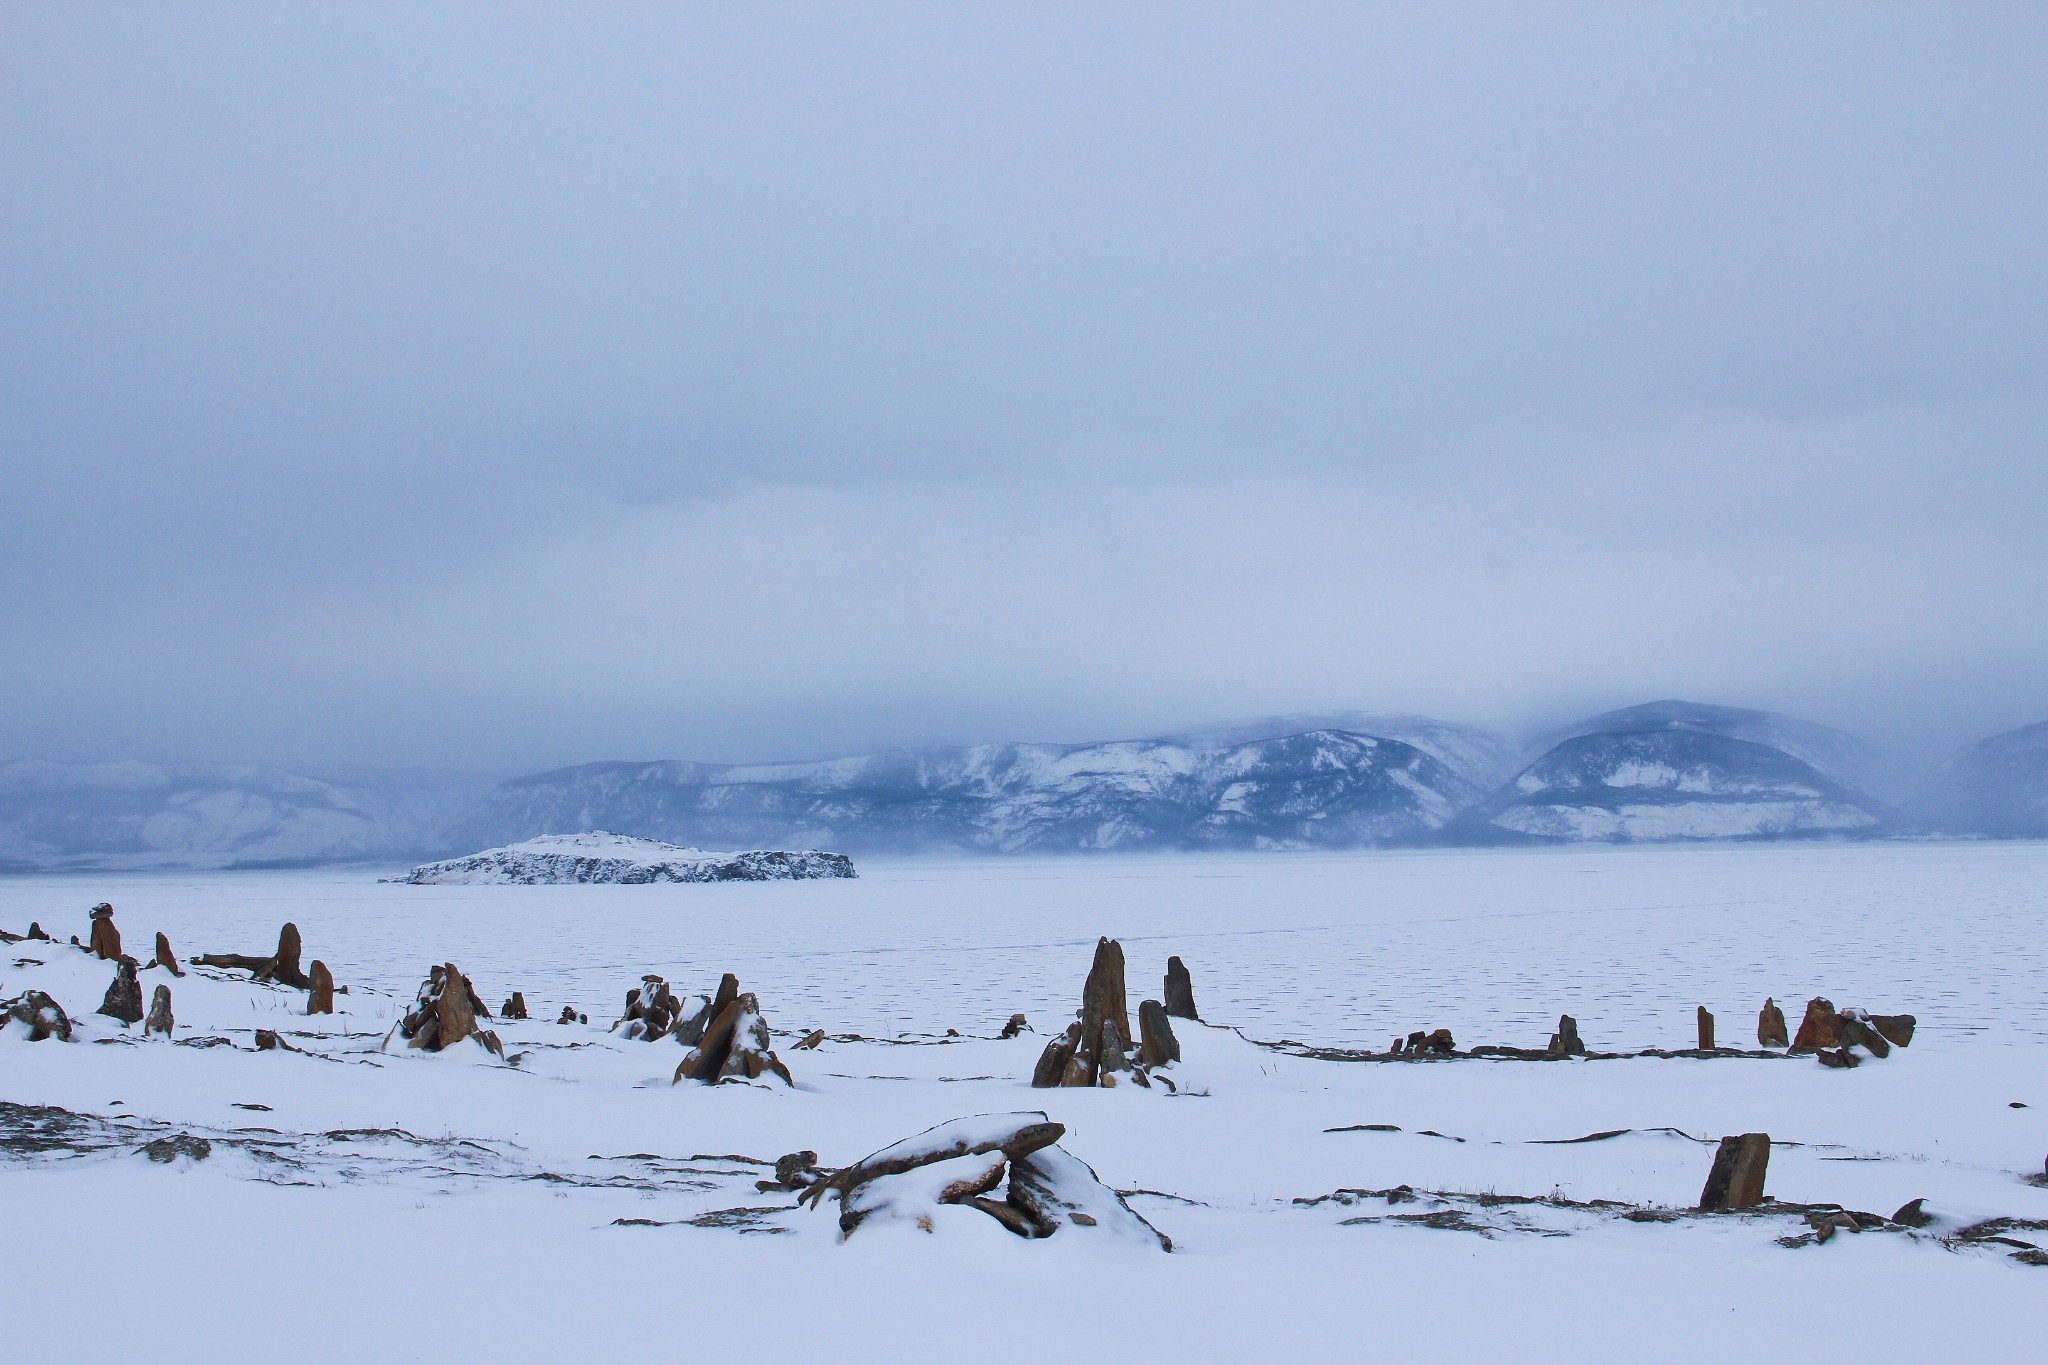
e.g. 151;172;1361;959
1697;1007;1716;1051
1546;1014;1586;1058
1757;998;1789;1048
1698;1133;1771;1210
388;963;502;1057
87;903;122;961
150;931;184;977
1138;999;1180;1067
307;960;335;1015
144;984;174;1037
672;979;792;1086
1163;955;1199;1021
98;956;144;1024
1791;997;1839;1050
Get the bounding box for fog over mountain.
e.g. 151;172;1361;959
3;6;2044;817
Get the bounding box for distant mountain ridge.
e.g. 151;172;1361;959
456;729;1480;855
8;702;2046;869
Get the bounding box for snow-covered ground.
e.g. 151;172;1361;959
4;842;2044;1361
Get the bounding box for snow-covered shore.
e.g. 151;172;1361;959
4;844;2044;1361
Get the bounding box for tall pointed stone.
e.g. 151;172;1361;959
307;960;335;1015
151;931;184;977
1697;1007;1715;1051
1138;998;1180;1067
97;956;144;1024
1163;956;1199;1020
87;904;121;961
1078;937;1129;1084
144;984;174;1037
1757;998;1789;1048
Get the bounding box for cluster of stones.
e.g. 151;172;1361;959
1545;1015;1586;1058
666;973;794;1086
797;1112;1171;1248
387;963;505;1058
1785;997;1914;1068
2;904;183;1042
1389;1028;1457;1057
1029;939;1191;1090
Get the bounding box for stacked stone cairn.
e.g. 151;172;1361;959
670;972;793;1086
87;903;122;960
797;1112;1171;1248
1029;938;1182;1089
386;963;504;1058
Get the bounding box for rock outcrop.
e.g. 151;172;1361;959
389;832;857;885
307;960;335;1015
1031;938;1165;1089
149;931;184;977
144;984;174;1037
1;989;72;1041
501;992;527;1020
1698;1133;1770;1210
88;903;122;960
1546;1014;1586;1058
671;978;792;1086
614;975;710;1043
1757;998;1789;1048
97;956;144;1024
1164;956;1199;1020
1791;997;1839;1050
385;964;503;1057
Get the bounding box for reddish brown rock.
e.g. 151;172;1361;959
1791;997;1839;1050
436;961;477;1046
87;903;122;960
306;960;335;1015
794;1029;826;1050
1697;1007;1716;1051
1697;1133;1770;1211
149;931;184;977
1757;998;1789;1049
1869;1014;1916;1048
1000;1013;1029;1039
501;991;528;1020
1032;1023;1081;1088
27;921;50;941
2;989;71;1041
144;984;174;1037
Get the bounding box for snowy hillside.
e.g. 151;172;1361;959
1900;720;2048;837
1473;703;1888;842
461;730;1479;854
1534;701;1894;799
389;832;856;884
1150;712;1520;790
0;760;460;871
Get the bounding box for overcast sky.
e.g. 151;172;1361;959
4;2;2045;777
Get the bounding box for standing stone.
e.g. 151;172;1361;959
1697;1007;1716;1051
1697;1133;1770;1210
1078;938;1130;1085
1000;1013;1029;1038
709;972;740;1027
97;956;144;1024
270;922;309;988
1835;1011;1891;1059
1163;956;1199;1021
1546;1013;1585;1058
1138;998;1180;1067
1791;997;1839;1050
27;921;50;940
1097;1017;1132;1078
87;903;121;960
307;960;335;1015
144;984;174;1037
1032;1023;1081;1088
1757;998;1789;1048
151;931;184;977
436;962;478;1048
501;991;528;1020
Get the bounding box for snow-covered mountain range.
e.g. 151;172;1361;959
456;729;1480;855
8;702;2046;868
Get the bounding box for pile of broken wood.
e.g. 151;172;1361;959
775;1111;1170;1248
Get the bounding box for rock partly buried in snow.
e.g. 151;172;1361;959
387;832;857;885
839;1151;1009;1236
1007;1145;1173;1249
1791;997;1840;1051
2;989;72;1041
672;982;791;1086
307;960;335;1015
805;1112;1066;1211
150;931;183;977
1546;1013;1586;1058
385;963;503;1058
1164;955;1199;1020
1032;937;1165;1089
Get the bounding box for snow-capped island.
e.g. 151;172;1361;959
386;832;856;885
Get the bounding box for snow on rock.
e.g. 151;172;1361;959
839;1150;1010;1235
387;832;857;884
1007;1144;1173;1249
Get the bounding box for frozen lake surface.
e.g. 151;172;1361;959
4;842;2044;1361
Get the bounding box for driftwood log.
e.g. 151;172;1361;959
195;922;312;990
